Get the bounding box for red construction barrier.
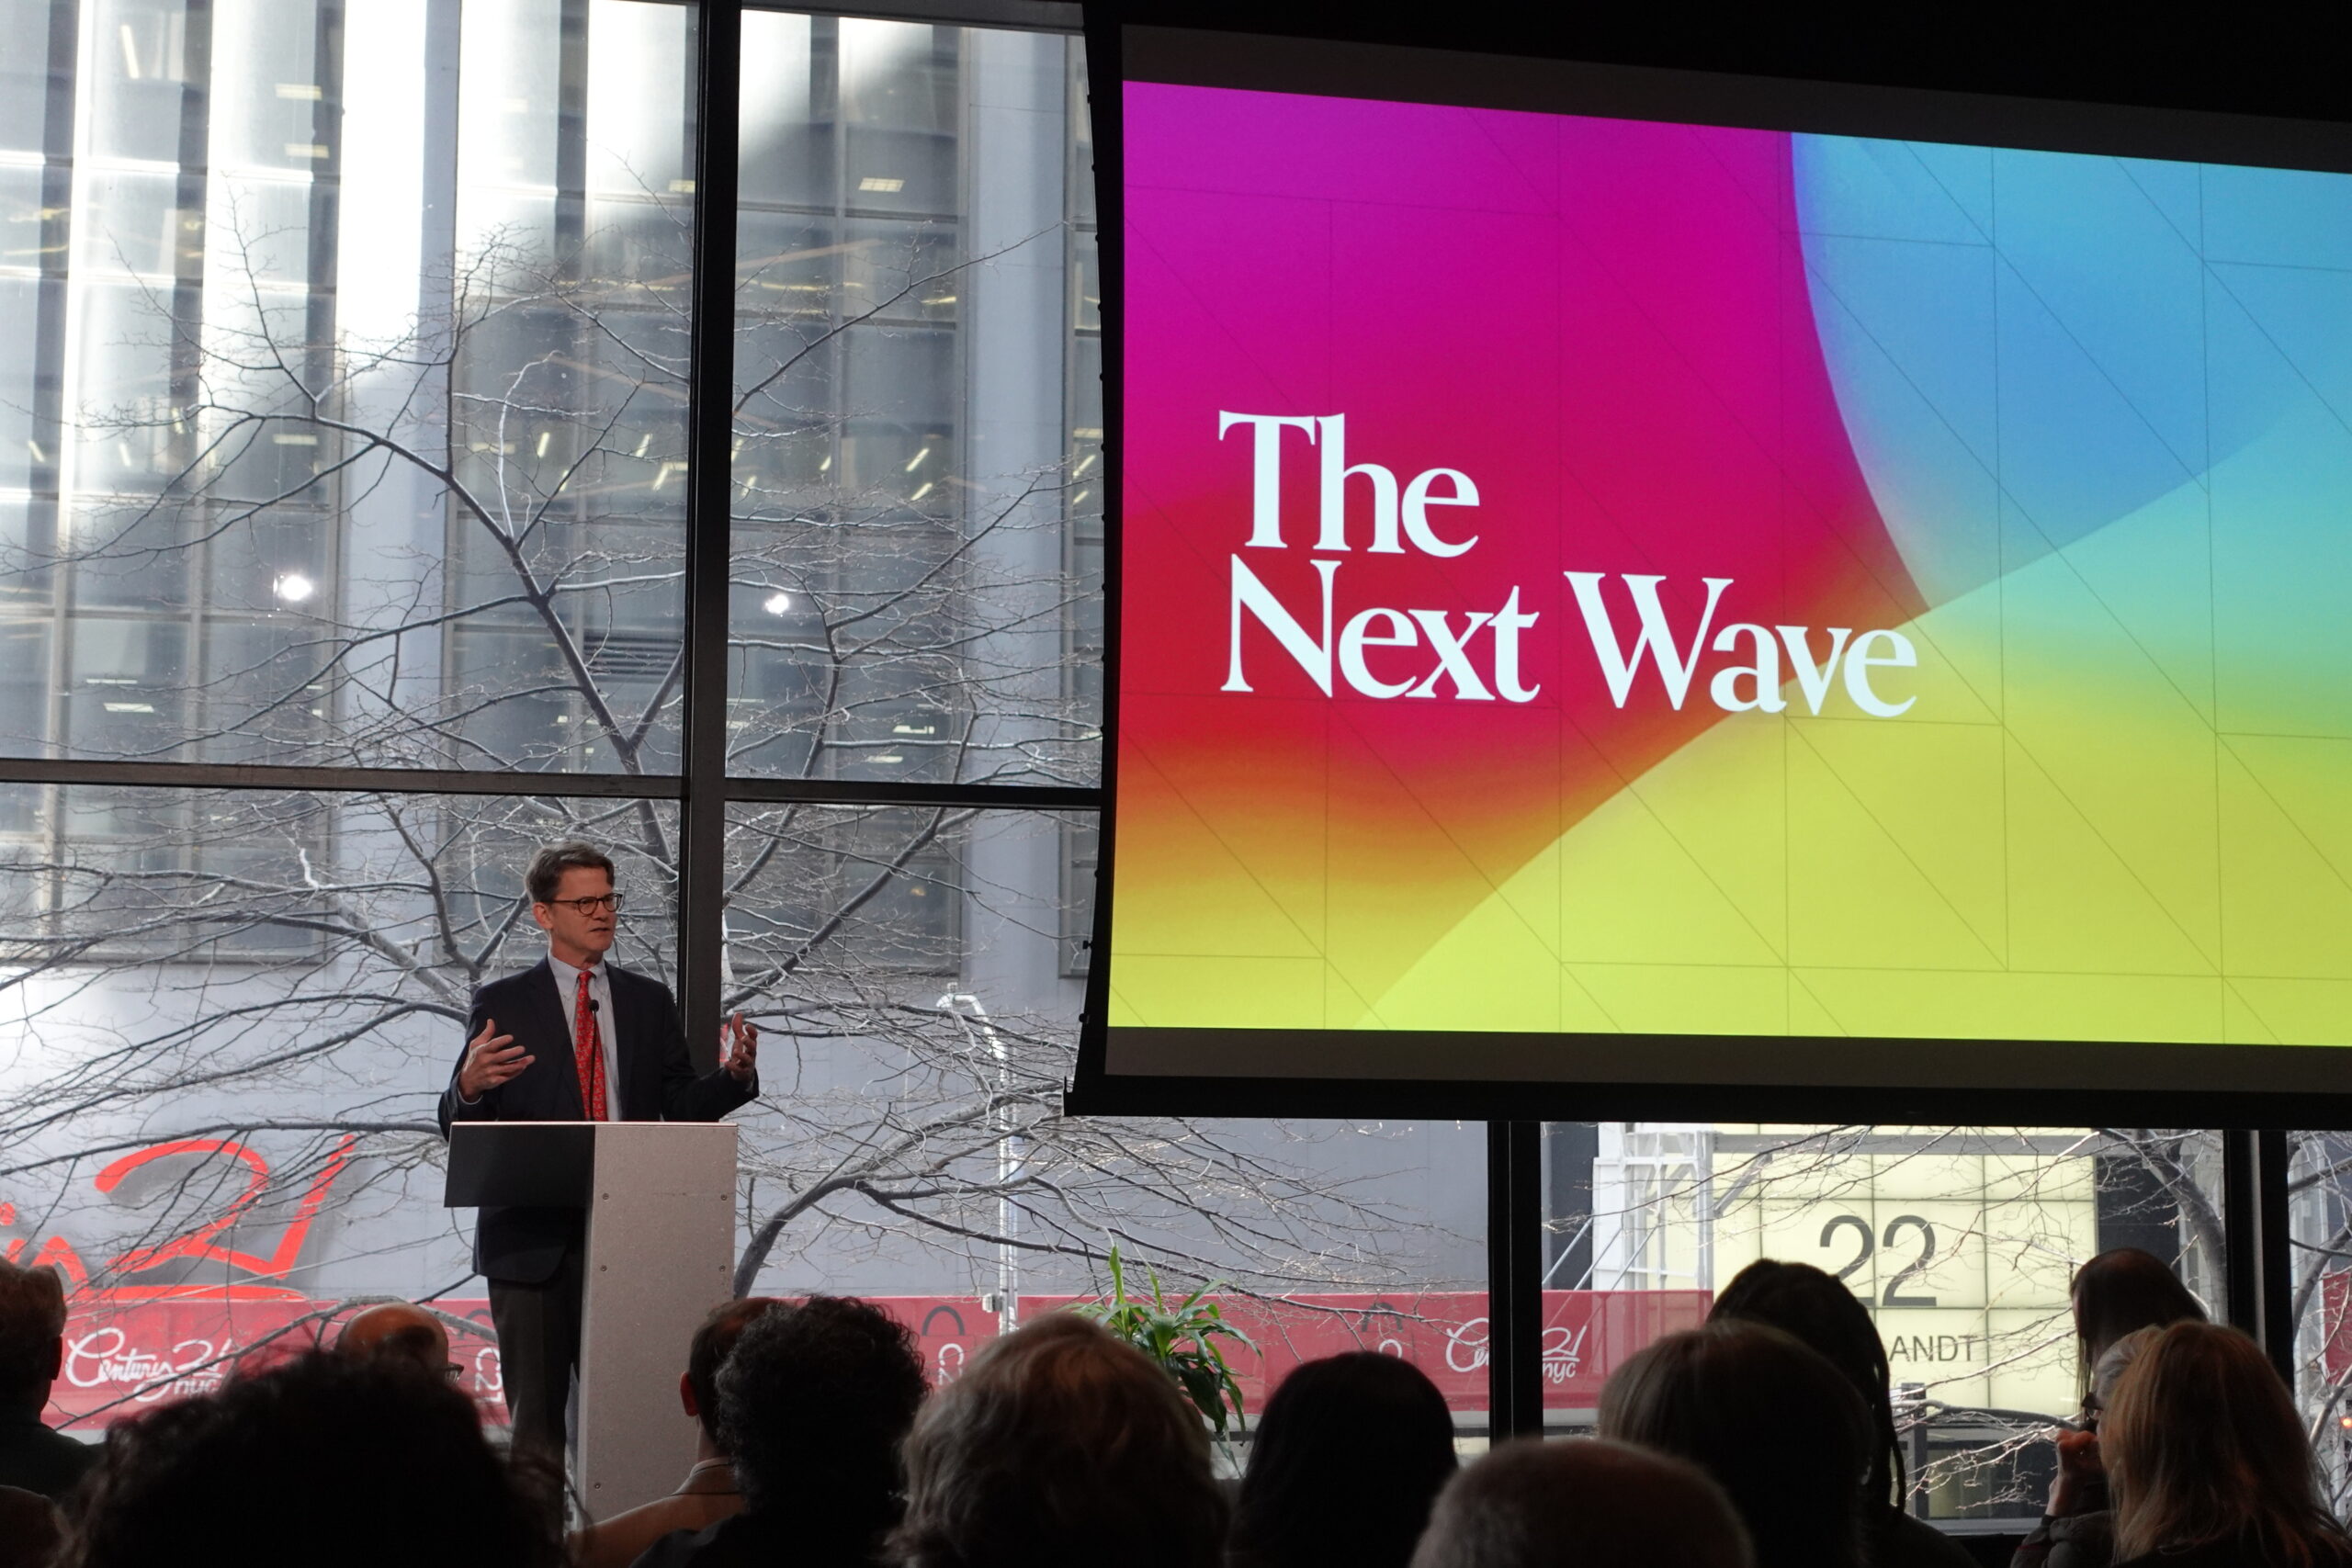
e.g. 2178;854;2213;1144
47;1288;505;1431
2322;1270;2352;1381
45;1286;1711;1432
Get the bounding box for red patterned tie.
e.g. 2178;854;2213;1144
573;969;608;1122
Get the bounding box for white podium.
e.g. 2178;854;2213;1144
447;1121;739;1517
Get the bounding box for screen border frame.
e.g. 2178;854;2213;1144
1071;19;2352;1125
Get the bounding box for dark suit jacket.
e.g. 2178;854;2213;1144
0;1412;96;1502
632;1509;881;1568
436;960;756;1284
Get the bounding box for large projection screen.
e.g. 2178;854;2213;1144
1080;25;2352;1119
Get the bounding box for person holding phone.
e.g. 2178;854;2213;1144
2014;1249;2211;1568
437;840;760;1459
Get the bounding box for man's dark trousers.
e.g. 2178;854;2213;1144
437;958;754;1457
489;1240;586;1457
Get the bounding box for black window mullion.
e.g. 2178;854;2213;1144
0;755;1103;811
678;0;745;1072
1488;1119;1544;1441
2222;1127;2297;1386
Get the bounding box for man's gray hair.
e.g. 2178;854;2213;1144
525;841;616;906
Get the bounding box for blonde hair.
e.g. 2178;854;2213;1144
2107;1321;2351;1568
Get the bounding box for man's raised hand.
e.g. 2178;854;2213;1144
458;1017;532;1100
723;1011;759;1084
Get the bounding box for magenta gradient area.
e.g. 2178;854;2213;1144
1119;82;1919;855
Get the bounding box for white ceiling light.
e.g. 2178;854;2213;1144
763;592;792;615
273;571;317;604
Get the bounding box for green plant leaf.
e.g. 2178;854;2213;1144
1068;1248;1250;1437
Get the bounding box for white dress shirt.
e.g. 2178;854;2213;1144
547;949;623;1120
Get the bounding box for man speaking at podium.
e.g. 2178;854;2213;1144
437;841;759;1456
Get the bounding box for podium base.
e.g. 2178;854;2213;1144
576;1123;739;1518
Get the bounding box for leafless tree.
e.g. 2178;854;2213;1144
0;209;1466;1338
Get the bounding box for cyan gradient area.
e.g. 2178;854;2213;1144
1792;135;2352;738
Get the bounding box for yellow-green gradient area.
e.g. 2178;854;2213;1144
1396;456;2347;1043
1112;438;2352;1044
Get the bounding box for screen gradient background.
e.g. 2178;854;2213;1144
1112;82;2352;1051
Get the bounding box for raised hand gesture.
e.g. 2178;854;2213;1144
458;1017;533;1100
723;1011;759;1084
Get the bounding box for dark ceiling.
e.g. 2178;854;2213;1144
1097;5;2352;128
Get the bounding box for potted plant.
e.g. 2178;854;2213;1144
1073;1245;1254;1438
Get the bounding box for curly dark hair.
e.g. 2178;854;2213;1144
687;1296;783;1446
56;1351;565;1568
715;1295;928;1532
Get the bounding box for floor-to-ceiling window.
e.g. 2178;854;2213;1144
0;0;1484;1442
7;6;2315;1507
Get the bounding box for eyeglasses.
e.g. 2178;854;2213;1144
444;1362;467;1382
544;894;623;914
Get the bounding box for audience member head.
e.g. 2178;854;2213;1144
714;1295;925;1544
1600;1320;1870;1568
684;1296;782;1450
2071;1248;2206;1379
334;1303;452;1380
1711;1258;1905;1509
0;1486;64;1568
56;1350;564;1568
893;1312;1227;1568
2105;1321;2351;1568
1229;1350;1457;1568
0;1262;67;1416
2083;1323;2160;1431
1409;1438;1752;1568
